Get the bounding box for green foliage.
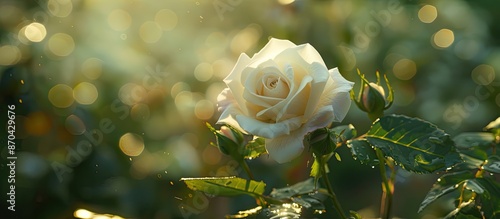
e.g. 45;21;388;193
305;128;338;156
180;177;266;198
347;139;379;166
225;178;329;218
330;124;357;146
419;117;500;218
243;138;267;160
364;115;462;173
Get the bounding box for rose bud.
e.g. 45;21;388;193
351;70;393;121
207;123;244;156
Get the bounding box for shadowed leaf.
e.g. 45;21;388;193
181;177;265;198
365;115;462;173
347;139;378;166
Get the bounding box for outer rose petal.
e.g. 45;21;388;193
265;131;305;163
235;115;302;139
217;88;233;112
329;92;352;122
224;53;252;115
248;38;297;67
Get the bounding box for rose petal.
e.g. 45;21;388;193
249;38;297;68
303;105;335;133
224;53;252;115
217;88;234;112
235;115;302;139
216;105;247;134
265;132;305;163
328;68;355;93
329;91;352;122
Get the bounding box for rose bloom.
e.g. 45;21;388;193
217;38;354;163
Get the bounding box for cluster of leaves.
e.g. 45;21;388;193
348;115;500;218
183;116;499;218
417;118;500;218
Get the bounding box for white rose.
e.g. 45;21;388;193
217;38;354;163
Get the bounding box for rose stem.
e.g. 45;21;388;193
376;148;394;219
319;160;348;219
239;159;255;180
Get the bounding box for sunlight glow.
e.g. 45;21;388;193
433;29;454;48
119;133;145;156
418;5;437;23
24;22;47;42
48;84;74;108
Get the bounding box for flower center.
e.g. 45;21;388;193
261;75;289;99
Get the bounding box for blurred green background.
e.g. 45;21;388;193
0;0;499;218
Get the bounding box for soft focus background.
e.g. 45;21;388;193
0;0;499;218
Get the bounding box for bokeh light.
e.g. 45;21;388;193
81;58;103;80
48;33;75;57
194;62;213;82
118;83;147;106
119;133;145;157
0;45;21;65
278;0;295;5
393;58;417;80
418;5;438;23
432;29;454;48
108;9;132;31
73;82;99;105
230;24;261;54
48;84;74;108
47;0;73;17
154;9;178;31
194;99;214;120
65;114;86;135
139;21;162;43
25;111;52;136
24;22;47;42
471;64;495;85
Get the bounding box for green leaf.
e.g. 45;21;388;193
270;178;317;200
269;178;328;212
365;115;462;173
330;124;357;143
347;139;379;166
349;210;363;219
306;128;337;156
419;171;475;212
243;137;267;159
181;177;266;198
310;159;320;179
473;177;500;218
454;132;495;150
484;155;500;174
452;132;496;171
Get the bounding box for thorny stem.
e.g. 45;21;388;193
319;159;348;219
376;148;394;219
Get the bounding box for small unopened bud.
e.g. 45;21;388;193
305;128;338;156
351;70;394;121
362;82;386;113
207;123;244;156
